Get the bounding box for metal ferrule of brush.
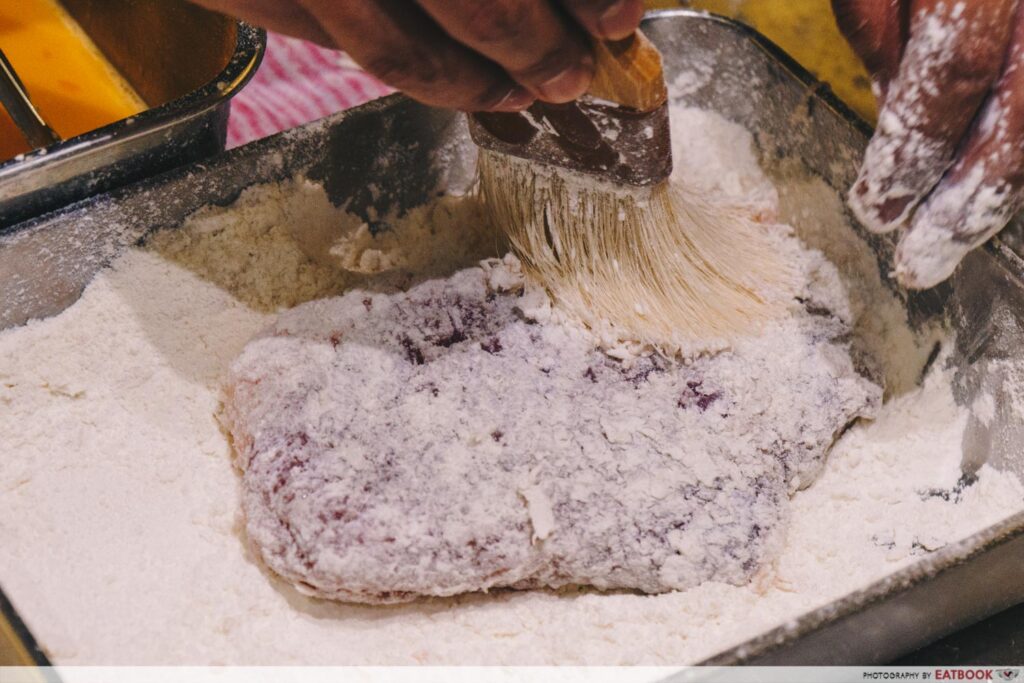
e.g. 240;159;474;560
468;31;673;188
469;98;671;187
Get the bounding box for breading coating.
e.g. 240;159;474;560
222;258;880;604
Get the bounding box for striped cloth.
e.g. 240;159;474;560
227;32;393;148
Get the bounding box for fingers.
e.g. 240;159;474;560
190;0;334;46
413;0;594;103
296;0;533;112
896;11;1024;288
199;0;642;111
559;0;646;40
848;0;1018;235
831;0;908;102
413;0;645;103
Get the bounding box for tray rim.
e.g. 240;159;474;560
0;18;265;191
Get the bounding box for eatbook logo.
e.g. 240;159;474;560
997;670;1020;681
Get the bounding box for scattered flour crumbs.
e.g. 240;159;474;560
1;107;1022;665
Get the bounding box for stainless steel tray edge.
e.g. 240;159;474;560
703;512;1024;665
0;94;462;328
0;12;265;227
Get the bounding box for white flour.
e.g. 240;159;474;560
1;107;1021;665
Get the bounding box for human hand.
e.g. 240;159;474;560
191;0;644;113
833;0;1024;288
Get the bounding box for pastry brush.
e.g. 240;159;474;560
470;31;798;355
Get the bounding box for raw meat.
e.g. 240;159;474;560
222;258;880;604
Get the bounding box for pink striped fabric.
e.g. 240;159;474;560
227;32;394;148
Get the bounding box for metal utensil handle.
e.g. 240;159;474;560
0;48;60;150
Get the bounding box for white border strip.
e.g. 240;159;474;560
2;666;1021;683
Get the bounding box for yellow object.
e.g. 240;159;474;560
646;0;878;122
0;0;145;161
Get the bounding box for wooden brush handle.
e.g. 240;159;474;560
586;31;667;112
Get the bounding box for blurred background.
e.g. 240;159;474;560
662;0;876;121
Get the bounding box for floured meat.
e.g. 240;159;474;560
222;257;880;605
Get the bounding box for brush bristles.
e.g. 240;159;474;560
477;150;800;356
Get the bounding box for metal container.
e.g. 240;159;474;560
1;8;1022;667
0;0;264;227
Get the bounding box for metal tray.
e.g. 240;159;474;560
1;8;1022;666
0;0;264;228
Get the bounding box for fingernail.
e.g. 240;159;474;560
847;173;888;233
598;1;643;40
847;102;951;234
848;135;923;235
848;170;917;234
536;61;594;103
490;87;535;112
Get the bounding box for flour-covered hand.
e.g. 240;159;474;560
834;0;1024;288
191;0;644;112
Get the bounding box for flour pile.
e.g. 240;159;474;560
0;106;1021;664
